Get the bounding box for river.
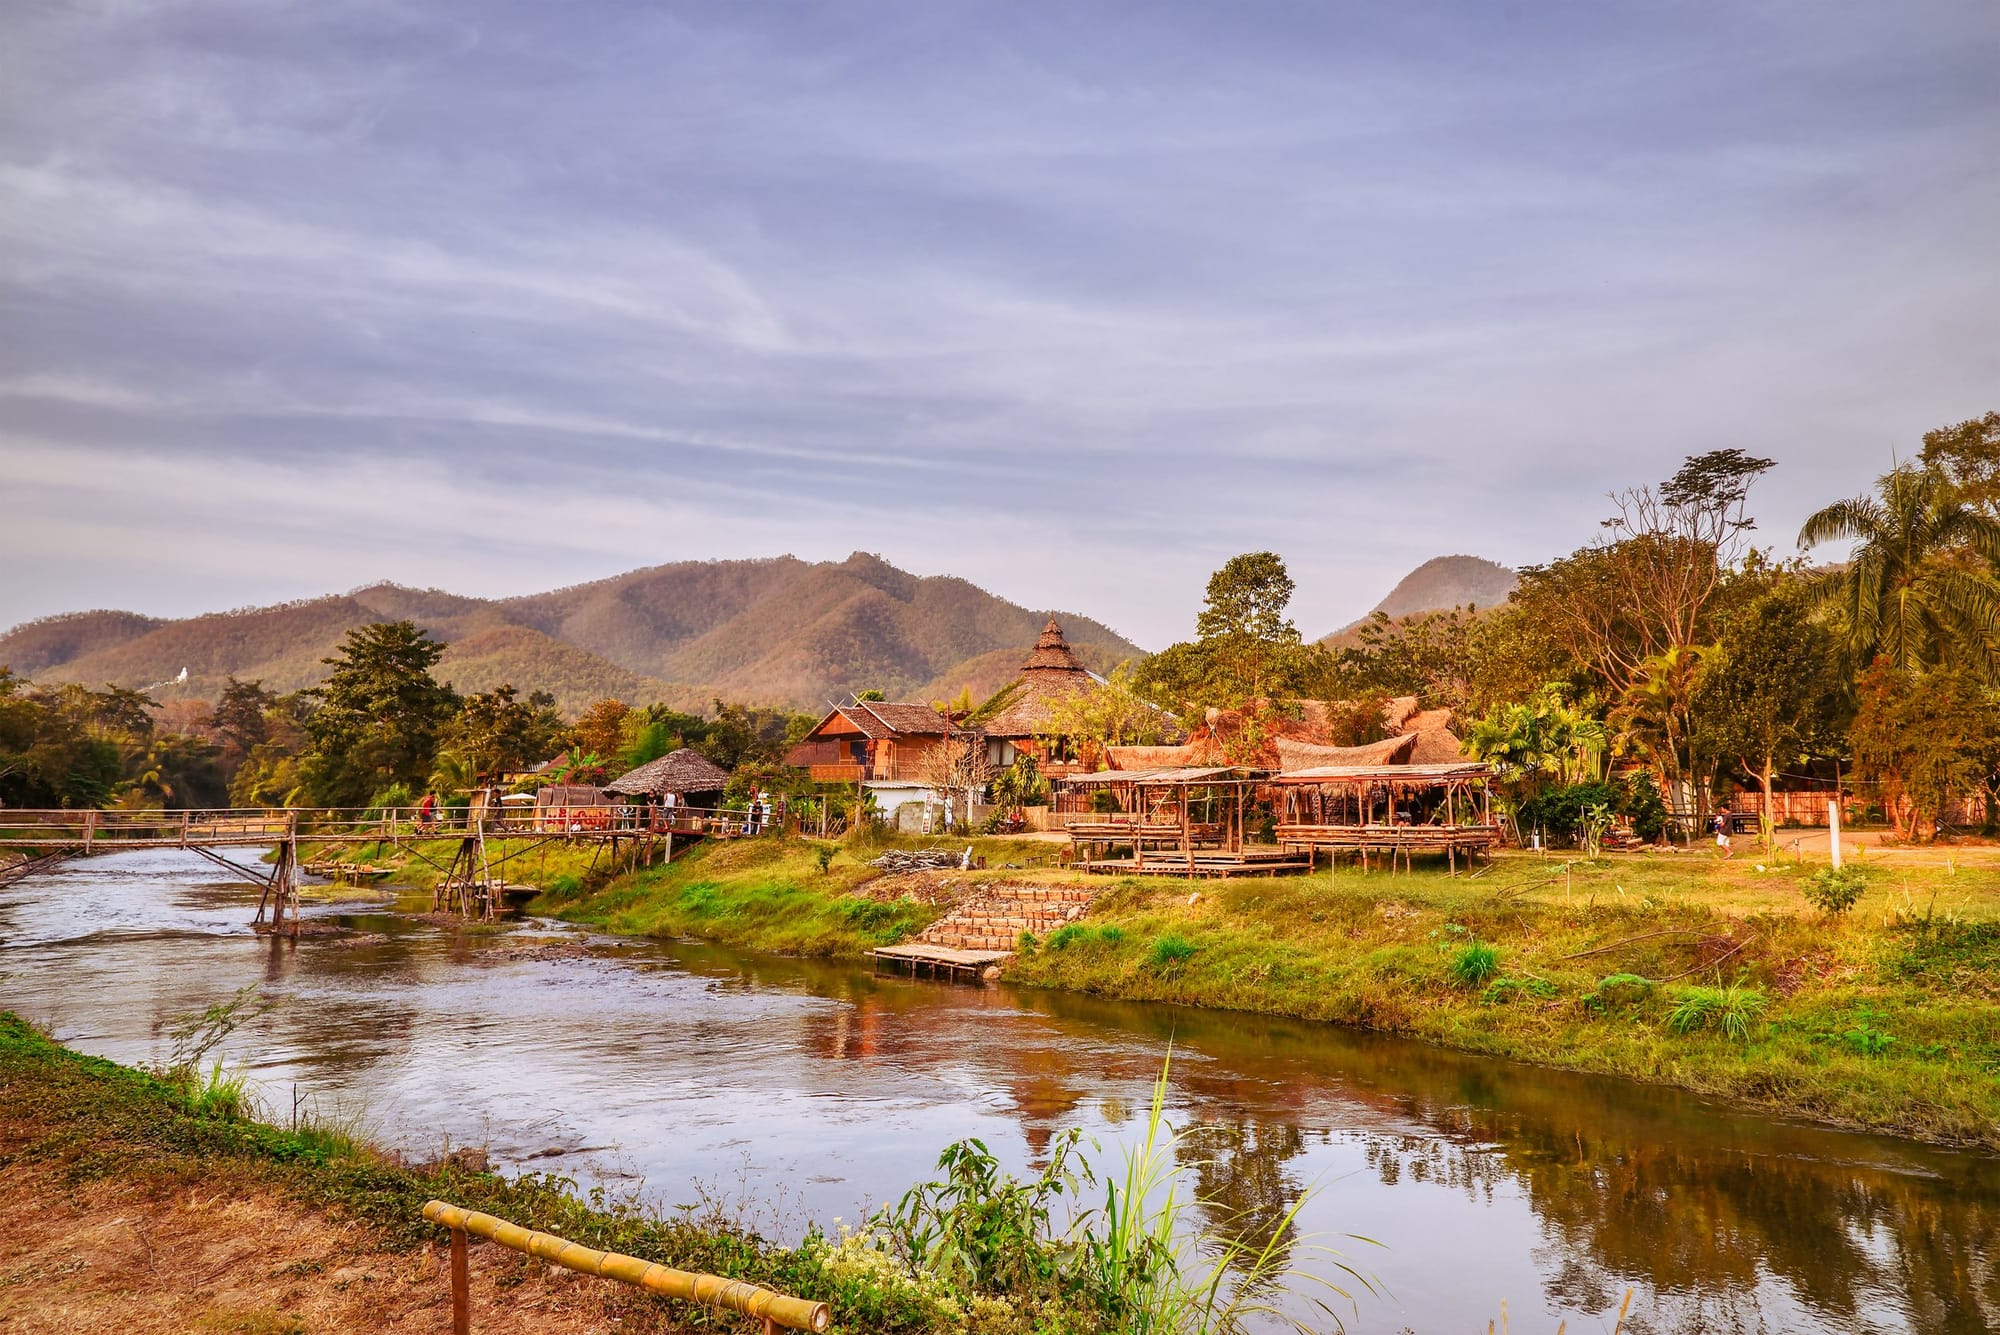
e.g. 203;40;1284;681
2;850;1995;1333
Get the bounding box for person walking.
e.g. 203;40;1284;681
1712;807;1734;859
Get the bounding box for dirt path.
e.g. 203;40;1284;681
0;1128;676;1334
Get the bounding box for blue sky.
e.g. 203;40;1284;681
3;0;1996;647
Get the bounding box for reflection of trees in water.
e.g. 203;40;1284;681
1179;1120;1309;1276
1348;1109;2000;1333
1512;1133;2000;1334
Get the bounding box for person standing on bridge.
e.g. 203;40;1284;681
417;791;437;834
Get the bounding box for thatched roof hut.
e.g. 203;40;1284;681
606;748;732;798
979;619;1102;739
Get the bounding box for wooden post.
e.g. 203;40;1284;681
1829;797;1843;870
450;1225;471;1335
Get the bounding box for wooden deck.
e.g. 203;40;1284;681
1276;822;1503;872
871;942;1011;982
1077;847;1312;878
1276;823;1503;852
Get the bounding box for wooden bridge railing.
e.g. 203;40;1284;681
0;803;786;849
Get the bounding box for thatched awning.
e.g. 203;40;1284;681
1272;762;1493;786
1406;728;1469;764
1105;743;1207;770
1275;734;1420;772
606;748;732;796
1061;765;1268;787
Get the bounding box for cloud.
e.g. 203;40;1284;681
2;0;1997;647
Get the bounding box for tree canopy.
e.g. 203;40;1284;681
1138;552;1333;710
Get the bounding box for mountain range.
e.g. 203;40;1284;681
0;554;1143;714
3;552;1520;714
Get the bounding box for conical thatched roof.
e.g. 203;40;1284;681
980;618;1108;739
606;747;732;796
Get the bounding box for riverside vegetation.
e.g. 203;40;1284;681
2;1010;1385;1334
498;831;2000;1150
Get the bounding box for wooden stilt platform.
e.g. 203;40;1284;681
1077;849;1312;878
872;943;1010;982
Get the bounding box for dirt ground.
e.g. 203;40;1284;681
0;1145;672;1334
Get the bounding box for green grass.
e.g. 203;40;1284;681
346;831;2000;1148
544;837;942;955
1003;852;2000;1148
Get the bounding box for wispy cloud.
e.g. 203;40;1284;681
2;0;1997;644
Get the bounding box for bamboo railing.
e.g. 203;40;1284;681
422;1200;829;1333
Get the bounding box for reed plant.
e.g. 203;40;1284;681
877;1049;1375;1333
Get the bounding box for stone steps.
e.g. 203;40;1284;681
914;882;1100;953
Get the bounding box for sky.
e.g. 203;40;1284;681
3;0;1997;649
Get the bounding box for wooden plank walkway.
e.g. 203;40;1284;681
872;943;1011;982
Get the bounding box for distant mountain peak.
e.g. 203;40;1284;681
1370;555;1518;620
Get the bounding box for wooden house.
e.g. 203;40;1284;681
783;700;955;784
783;699;963;827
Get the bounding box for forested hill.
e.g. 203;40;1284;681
0;554;1142;714
1321;555;1518;643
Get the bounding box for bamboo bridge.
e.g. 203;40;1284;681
0;805;735;935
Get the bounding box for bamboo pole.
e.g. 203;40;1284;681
422;1201;829;1332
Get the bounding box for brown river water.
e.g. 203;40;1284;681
2;850;1995;1333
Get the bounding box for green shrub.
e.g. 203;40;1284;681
1147;933;1198;969
1046;924;1087;951
1667;984;1767;1041
1583;972;1654;1014
813;843;838;875
1447;942;1500;987
1621;774;1670;844
545;872;582;897
1481;975;1558;1005
1803;866;1868;915
1095;925;1125;945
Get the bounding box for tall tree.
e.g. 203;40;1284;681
1694;581;1845;857
203;678;277;778
1848;662;2000;841
573;698;631;760
1919;410;2000;515
437;683;564;783
1797;464;2000;675
297;621;458;806
1139;552;1332;709
1331;606;1481;710
1522;449;1774;700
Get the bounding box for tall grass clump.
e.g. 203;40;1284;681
1447;942;1500;988
1666;984;1767;1041
1148;933;1199;970
158;983;269;1119
872;1051;1375;1333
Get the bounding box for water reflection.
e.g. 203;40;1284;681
1;850;1995;1333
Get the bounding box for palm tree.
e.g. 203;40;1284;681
1610;645;1710;817
1798;465;2000;675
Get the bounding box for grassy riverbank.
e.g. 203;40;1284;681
0;1011;843;1332
542;836;2000;1148
0;1013;1354;1335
